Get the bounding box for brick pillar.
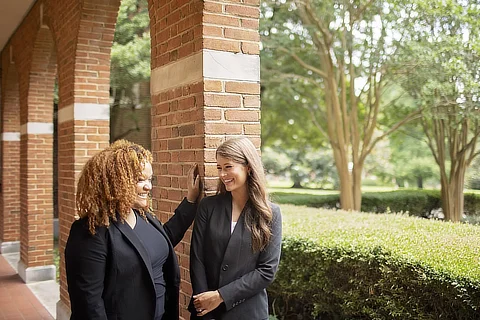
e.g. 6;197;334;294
0;53;21;254
17;27;57;283
54;1;118;318
149;0;261;318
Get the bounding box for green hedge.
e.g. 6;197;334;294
268;205;480;319
270;190;480;218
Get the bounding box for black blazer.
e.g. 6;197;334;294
189;192;282;320
65;198;197;320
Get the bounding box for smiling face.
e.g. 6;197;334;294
217;156;249;194
133;161;153;209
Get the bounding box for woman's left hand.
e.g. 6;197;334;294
193;290;223;316
187;163;200;203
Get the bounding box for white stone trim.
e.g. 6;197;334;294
57;103;110;124
150;50;260;94
56;300;71;320
29;280;59;318
0;241;20;253
20;122;54;135
203;49;260;82
17;260;56;283
1;132;21;141
150;51;203;95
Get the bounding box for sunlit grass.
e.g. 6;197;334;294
269;184;480;196
268;180;406;195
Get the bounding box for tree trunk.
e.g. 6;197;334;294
110;92;121;143
337;164;354;210
330;143;355;210
396;178;405;188
292;181;303;189
352;165;363;211
417;176;423;189
441;166;465;222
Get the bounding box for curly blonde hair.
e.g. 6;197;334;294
76;140;153;234
216;137;272;252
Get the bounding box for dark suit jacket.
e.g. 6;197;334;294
189;192;282;320
65;198;197;320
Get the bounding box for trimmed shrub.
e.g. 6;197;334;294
268;205;480;320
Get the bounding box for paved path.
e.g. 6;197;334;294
0;254;53;320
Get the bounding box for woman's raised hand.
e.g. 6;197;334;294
186;163;200;203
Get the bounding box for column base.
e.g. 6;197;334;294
0;241;20;253
56;300;71;320
17;260;56;283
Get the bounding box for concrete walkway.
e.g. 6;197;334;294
0;253;57;319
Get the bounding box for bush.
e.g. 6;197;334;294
268;205;480;320
271;190;480;219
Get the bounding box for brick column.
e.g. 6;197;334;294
54;1;118;318
149;1;203;318
0;55;21;254
149;0;261;318
17;27;57;283
201;0;262;186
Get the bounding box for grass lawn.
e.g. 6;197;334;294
268;183;480;196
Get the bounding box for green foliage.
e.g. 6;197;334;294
111;35;151;90
271;190;480;219
110;0;151;143
111;0;150;97
263;146;338;189
372;125;440;188
114;0;150;45
260;3;327;149
269;205;480;319
393;0;480;183
467;157;480;190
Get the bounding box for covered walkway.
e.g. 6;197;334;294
0;0;261;319
0;253;54;319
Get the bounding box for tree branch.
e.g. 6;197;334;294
302;104;329;140
362;110;422;162
351;0;376;22
277;47;329;79
296;0;333;45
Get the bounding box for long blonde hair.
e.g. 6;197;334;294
76;140;153;234
216;137;272;251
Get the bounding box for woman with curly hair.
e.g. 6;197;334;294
65;140;200;320
189;137;282;320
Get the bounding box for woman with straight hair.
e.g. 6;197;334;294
189;137;282;320
65;139;200;320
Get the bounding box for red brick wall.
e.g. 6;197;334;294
149;0;203;69
203;0;260;55
47;0;82;108
0;56;21;244
75;1;119;105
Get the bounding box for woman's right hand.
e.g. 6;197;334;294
187;163;200;203
193;290;223;317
